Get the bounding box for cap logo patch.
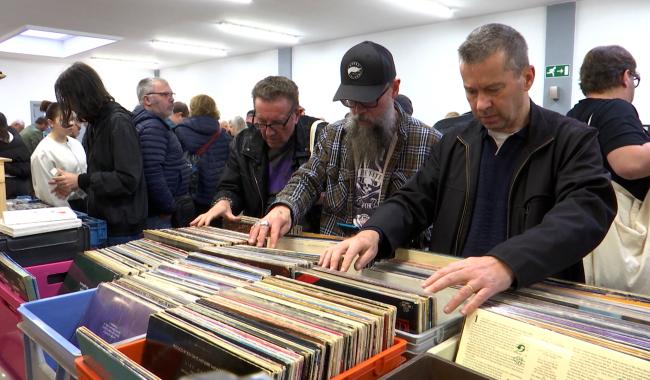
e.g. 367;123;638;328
347;61;363;80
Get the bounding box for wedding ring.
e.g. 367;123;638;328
466;284;476;293
257;220;270;227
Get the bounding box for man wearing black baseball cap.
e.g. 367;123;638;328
249;41;441;248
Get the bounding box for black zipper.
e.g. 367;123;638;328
505;137;553;237
252;168;264;214
454;136;471;255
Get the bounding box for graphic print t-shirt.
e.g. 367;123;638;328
353;156;386;228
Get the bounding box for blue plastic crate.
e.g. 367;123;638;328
18;289;95;379
82;216;107;248
74;211;107;248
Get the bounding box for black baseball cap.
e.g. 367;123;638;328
333;41;396;103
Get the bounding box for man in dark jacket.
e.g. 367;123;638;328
133;77;192;229
320;23;616;316
191;76;322;231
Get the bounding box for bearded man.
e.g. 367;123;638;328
249;41;441;247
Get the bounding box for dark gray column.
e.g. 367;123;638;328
154;69;160;78
278;47;293;79
543;2;576;114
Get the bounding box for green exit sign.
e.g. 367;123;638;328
546;65;570;78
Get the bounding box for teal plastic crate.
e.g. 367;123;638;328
74;211;107;248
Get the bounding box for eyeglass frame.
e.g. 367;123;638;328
340;84;391;109
146;91;175;98
626;70;641;88
252;106;296;133
631;71;641;88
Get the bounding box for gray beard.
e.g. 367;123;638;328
344;109;397;166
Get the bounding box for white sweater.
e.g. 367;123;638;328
30;135;87;207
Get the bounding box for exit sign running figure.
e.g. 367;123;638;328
546;65;570;77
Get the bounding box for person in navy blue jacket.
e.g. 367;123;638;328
133;77;192;229
174;94;232;216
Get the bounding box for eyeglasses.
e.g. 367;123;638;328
630;71;641;88
253;108;295;133
146;91;175;98
340;85;391;109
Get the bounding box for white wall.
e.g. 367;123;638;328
0;59;65;123
293;7;547;125
573;0;650;123
82;61;155;112
0;58;152;123
161;50;278;122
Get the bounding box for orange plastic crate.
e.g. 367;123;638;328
75;356;99;380
75;336;406;380
75;338;145;380
332;337;407;380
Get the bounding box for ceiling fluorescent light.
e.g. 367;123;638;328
216;21;300;44
384;0;454;18
90;56;160;69
0;25;119;58
222;0;253;3
151;40;227;57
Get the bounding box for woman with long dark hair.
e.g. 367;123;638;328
51;62;147;245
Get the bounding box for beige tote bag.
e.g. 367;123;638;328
583;181;650;294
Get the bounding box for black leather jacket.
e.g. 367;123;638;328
214;117;323;231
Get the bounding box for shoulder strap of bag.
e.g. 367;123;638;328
196;128;222;157
309;119;324;156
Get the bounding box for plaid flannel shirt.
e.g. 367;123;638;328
272;106;441;236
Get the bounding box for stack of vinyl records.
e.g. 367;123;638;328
62;238;189;292
69;253;276;346
369;258;445;279
0;206;82;237
144;226;250;251
117;262;254;306
103;275;397;379
294;266;443;333
200;245;321;277
72;281;165;345
454;280;650;378
223;215;303;236
0;252;38;300
363;259;462;326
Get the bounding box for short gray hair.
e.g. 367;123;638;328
230;116;246;136
251;76;299;108
458;23;529;73
137;77;167;104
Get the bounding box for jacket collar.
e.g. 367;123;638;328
242;122;309;164
458;100;553;151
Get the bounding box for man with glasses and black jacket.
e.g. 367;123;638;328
248;41;441;247
191;76;323;232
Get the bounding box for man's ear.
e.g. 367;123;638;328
522;65;535;91
621;70;631;89
391;78;401;97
